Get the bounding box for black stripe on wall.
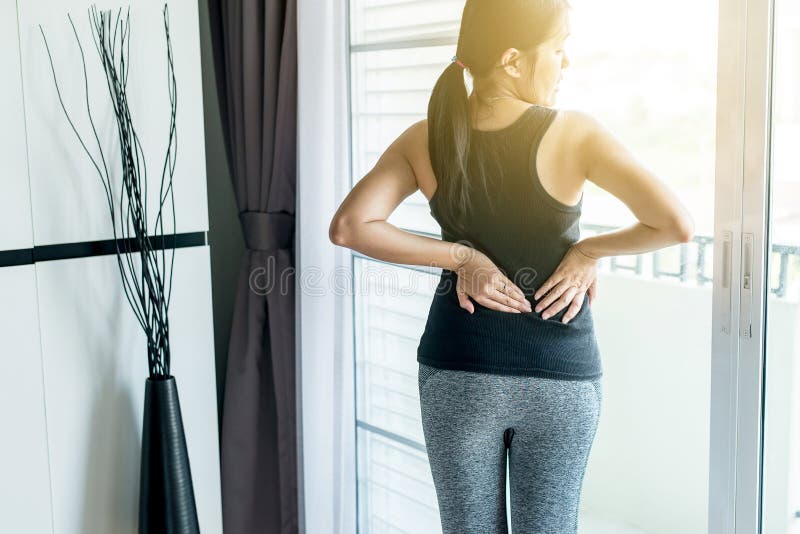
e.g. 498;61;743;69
0;232;207;268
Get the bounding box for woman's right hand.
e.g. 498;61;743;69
453;249;532;314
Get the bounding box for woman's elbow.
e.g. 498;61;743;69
673;214;695;243
329;214;353;247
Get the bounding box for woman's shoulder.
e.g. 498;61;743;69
553;108;611;155
539;106;591;139
537;107;606;173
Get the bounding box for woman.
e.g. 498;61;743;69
329;0;694;532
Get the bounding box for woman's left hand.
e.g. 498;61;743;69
533;242;599;324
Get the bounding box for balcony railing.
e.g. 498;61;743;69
582;223;799;298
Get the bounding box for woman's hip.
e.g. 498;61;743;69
418;361;602;430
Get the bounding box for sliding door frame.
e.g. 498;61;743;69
710;0;775;532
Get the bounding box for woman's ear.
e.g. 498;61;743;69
497;48;526;78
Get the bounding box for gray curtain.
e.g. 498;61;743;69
207;0;298;532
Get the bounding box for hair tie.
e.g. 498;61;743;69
451;55;467;70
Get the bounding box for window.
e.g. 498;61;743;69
347;1;723;532
348;3;465;531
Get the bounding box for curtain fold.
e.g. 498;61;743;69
207;0;298;532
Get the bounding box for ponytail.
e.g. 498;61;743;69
427;59;474;237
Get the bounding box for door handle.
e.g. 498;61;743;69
740;232;753;338
721;230;732;335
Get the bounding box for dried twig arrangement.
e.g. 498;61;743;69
40;3;178;378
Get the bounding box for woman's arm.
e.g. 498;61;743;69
328;121;469;271
532;110;696;323
328;120;530;313
569;110;695;260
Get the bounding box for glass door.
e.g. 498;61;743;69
712;0;800;532
761;0;800;532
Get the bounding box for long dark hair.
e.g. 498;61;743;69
427;0;571;236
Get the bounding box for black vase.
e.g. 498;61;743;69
139;375;200;534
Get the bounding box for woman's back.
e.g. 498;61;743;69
417;103;602;380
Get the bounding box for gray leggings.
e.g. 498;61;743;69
418;362;602;534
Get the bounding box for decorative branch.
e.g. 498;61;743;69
40;3;178;379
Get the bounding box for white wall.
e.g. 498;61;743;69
0;0;33;251
0;265;53;533
0;1;222;532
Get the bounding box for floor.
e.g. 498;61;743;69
579;513;650;534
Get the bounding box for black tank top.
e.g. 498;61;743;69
416;104;603;380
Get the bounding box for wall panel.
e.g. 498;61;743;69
34;246;221;534
0;265;54;534
17;0;209;246
0;0;33;251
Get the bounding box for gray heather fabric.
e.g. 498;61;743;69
418;362;602;534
